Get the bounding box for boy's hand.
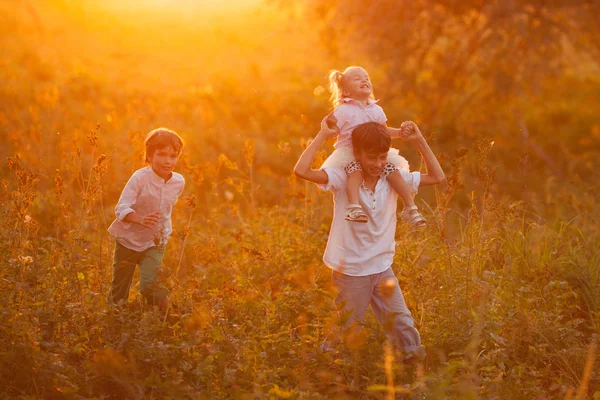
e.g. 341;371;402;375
317;112;339;141
400;121;424;142
140;211;160;228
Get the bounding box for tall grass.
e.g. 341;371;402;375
0;1;598;399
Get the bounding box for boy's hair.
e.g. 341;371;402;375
328;66;376;109
144;127;184;162
351;122;390;154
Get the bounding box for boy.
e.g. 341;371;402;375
107;127;185;310
293;117;445;360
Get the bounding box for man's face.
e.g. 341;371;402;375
355;149;388;178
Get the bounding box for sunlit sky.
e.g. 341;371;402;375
97;0;262;13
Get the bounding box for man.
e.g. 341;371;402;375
293;117;445;360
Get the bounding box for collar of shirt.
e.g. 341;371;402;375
360;177;385;196
148;167;174;185
342;97;379;106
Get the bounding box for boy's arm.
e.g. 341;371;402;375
116;173;160;228
115;173;140;221
123;210;159;227
403;122;446;187
293;114;339;185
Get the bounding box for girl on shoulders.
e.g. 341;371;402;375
321;66;425;226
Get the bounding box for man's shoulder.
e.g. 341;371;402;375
319;167;347;192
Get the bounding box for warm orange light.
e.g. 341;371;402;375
95;0;261;14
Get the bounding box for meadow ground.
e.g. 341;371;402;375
1;1;599;399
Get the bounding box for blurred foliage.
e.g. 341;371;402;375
275;0;600;205
0;0;598;399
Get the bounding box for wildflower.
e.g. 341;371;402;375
243;139;255;168
87;124;100;148
313;85;325;96
184;195;197;209
19;256;33;264
278;141;290;157
380;278;396;298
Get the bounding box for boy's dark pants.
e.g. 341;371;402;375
109;242;167;306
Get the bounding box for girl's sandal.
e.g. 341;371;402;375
345;205;368;223
401;205;426;227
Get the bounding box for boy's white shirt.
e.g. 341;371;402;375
108;167;185;252
319;167;420;276
333;98;387;149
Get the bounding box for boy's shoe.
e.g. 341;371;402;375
345;205;368;223
401;205;426;227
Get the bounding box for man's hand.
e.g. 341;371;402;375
317;112;340;141
293;113;337;185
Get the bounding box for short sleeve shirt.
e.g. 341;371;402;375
333;98;388;149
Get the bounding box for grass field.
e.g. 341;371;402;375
0;1;598;398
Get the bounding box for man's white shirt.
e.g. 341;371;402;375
318;167;420;276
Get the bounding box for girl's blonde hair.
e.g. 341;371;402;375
328;66;375;109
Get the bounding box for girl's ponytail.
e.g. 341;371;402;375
328;70;344;108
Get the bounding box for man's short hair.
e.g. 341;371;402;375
351;122;391;153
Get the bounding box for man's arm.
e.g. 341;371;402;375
403;122;446;187
293;115;339;185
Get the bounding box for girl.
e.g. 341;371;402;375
321;66;426;226
107;127;185;310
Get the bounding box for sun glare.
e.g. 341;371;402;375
97;0;261;14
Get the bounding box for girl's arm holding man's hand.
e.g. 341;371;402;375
293;113;340;184
386;121;418;139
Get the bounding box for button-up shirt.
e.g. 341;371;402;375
318;167;420;276
108;167;185;252
333;98;387;149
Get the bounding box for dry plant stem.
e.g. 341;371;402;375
384;340;395;400
76;146;95;238
175;207;195;278
575;340;597;400
304;180;309;235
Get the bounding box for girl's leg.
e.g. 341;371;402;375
347;169;363;206
384;164;426;227
345;161;368;223
138;246;169;307
108;242;139;305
